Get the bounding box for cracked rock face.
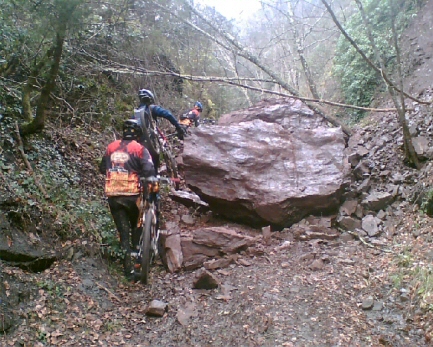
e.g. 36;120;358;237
184;114;349;228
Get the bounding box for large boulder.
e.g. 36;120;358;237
218;97;328;129
183;118;349;228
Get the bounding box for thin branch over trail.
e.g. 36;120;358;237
84;52;415;113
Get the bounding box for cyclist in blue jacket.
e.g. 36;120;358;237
132;89;185;172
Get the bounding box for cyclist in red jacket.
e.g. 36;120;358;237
100;119;155;280
179;101;202;132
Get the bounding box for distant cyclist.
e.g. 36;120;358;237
179;101;202;132
132;89;185;173
100;119;155;280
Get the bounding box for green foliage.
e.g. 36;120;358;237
36;279;64;297
0;114;116;247
413;265;433;311
332;0;421;122
420;189;433;216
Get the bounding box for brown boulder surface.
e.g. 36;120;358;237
183;119;349;228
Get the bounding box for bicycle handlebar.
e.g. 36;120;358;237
140;176;172;184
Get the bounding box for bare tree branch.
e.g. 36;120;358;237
150;0;352;135
321;0;430;106
83;53;411;113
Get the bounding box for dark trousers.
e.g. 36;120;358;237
108;195;140;276
147;147;160;175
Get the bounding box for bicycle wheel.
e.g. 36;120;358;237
162;148;180;190
140;209;153;284
142;125;160;158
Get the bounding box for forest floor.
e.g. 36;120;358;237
2;199;433;347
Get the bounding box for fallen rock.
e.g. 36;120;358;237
159;226;183;273
262;225;271;244
176;302;197;326
146;300;168;317
181;227;254;270
183;116;349;228
192;268;219;289
337;216;362;231
203;256;234;270
361;215;381;237
309;258;324;271
362;296;375;310
362;191;395;211
168;190;209;212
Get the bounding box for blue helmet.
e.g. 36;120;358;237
138;89;154;104
194;101;203;112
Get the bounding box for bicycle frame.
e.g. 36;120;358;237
137;179;160;257
134;176;170;284
137;109;180;189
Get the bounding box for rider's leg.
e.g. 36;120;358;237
126;198;140;250
108;197;134;278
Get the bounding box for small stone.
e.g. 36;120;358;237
146;300;168;317
192;268;219;290
372;301;383;311
309;259;324;271
262;225;271;244
362;296;374;310
237;258;252;267
400;293;410;302
181;215;195;225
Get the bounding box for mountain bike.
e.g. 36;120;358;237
133;176;169;284
134;108;180;190
156;126;181;190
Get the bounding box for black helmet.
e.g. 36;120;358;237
194;101;203;112
123;119;142;140
138;89;154;104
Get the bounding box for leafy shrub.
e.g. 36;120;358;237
0;114;121;256
420;189;433;216
332;0;422;122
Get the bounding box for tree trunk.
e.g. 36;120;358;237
353;0;420;168
20;29;66;136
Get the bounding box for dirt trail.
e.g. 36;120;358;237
2;214;429;346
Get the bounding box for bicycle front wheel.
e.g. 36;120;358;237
140;209;153;284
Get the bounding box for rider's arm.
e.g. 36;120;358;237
140;147;156;178
99;151;108;174
151;105;182;129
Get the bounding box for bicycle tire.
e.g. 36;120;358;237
142;124;160;158
140;209;153;284
162;148;180;190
